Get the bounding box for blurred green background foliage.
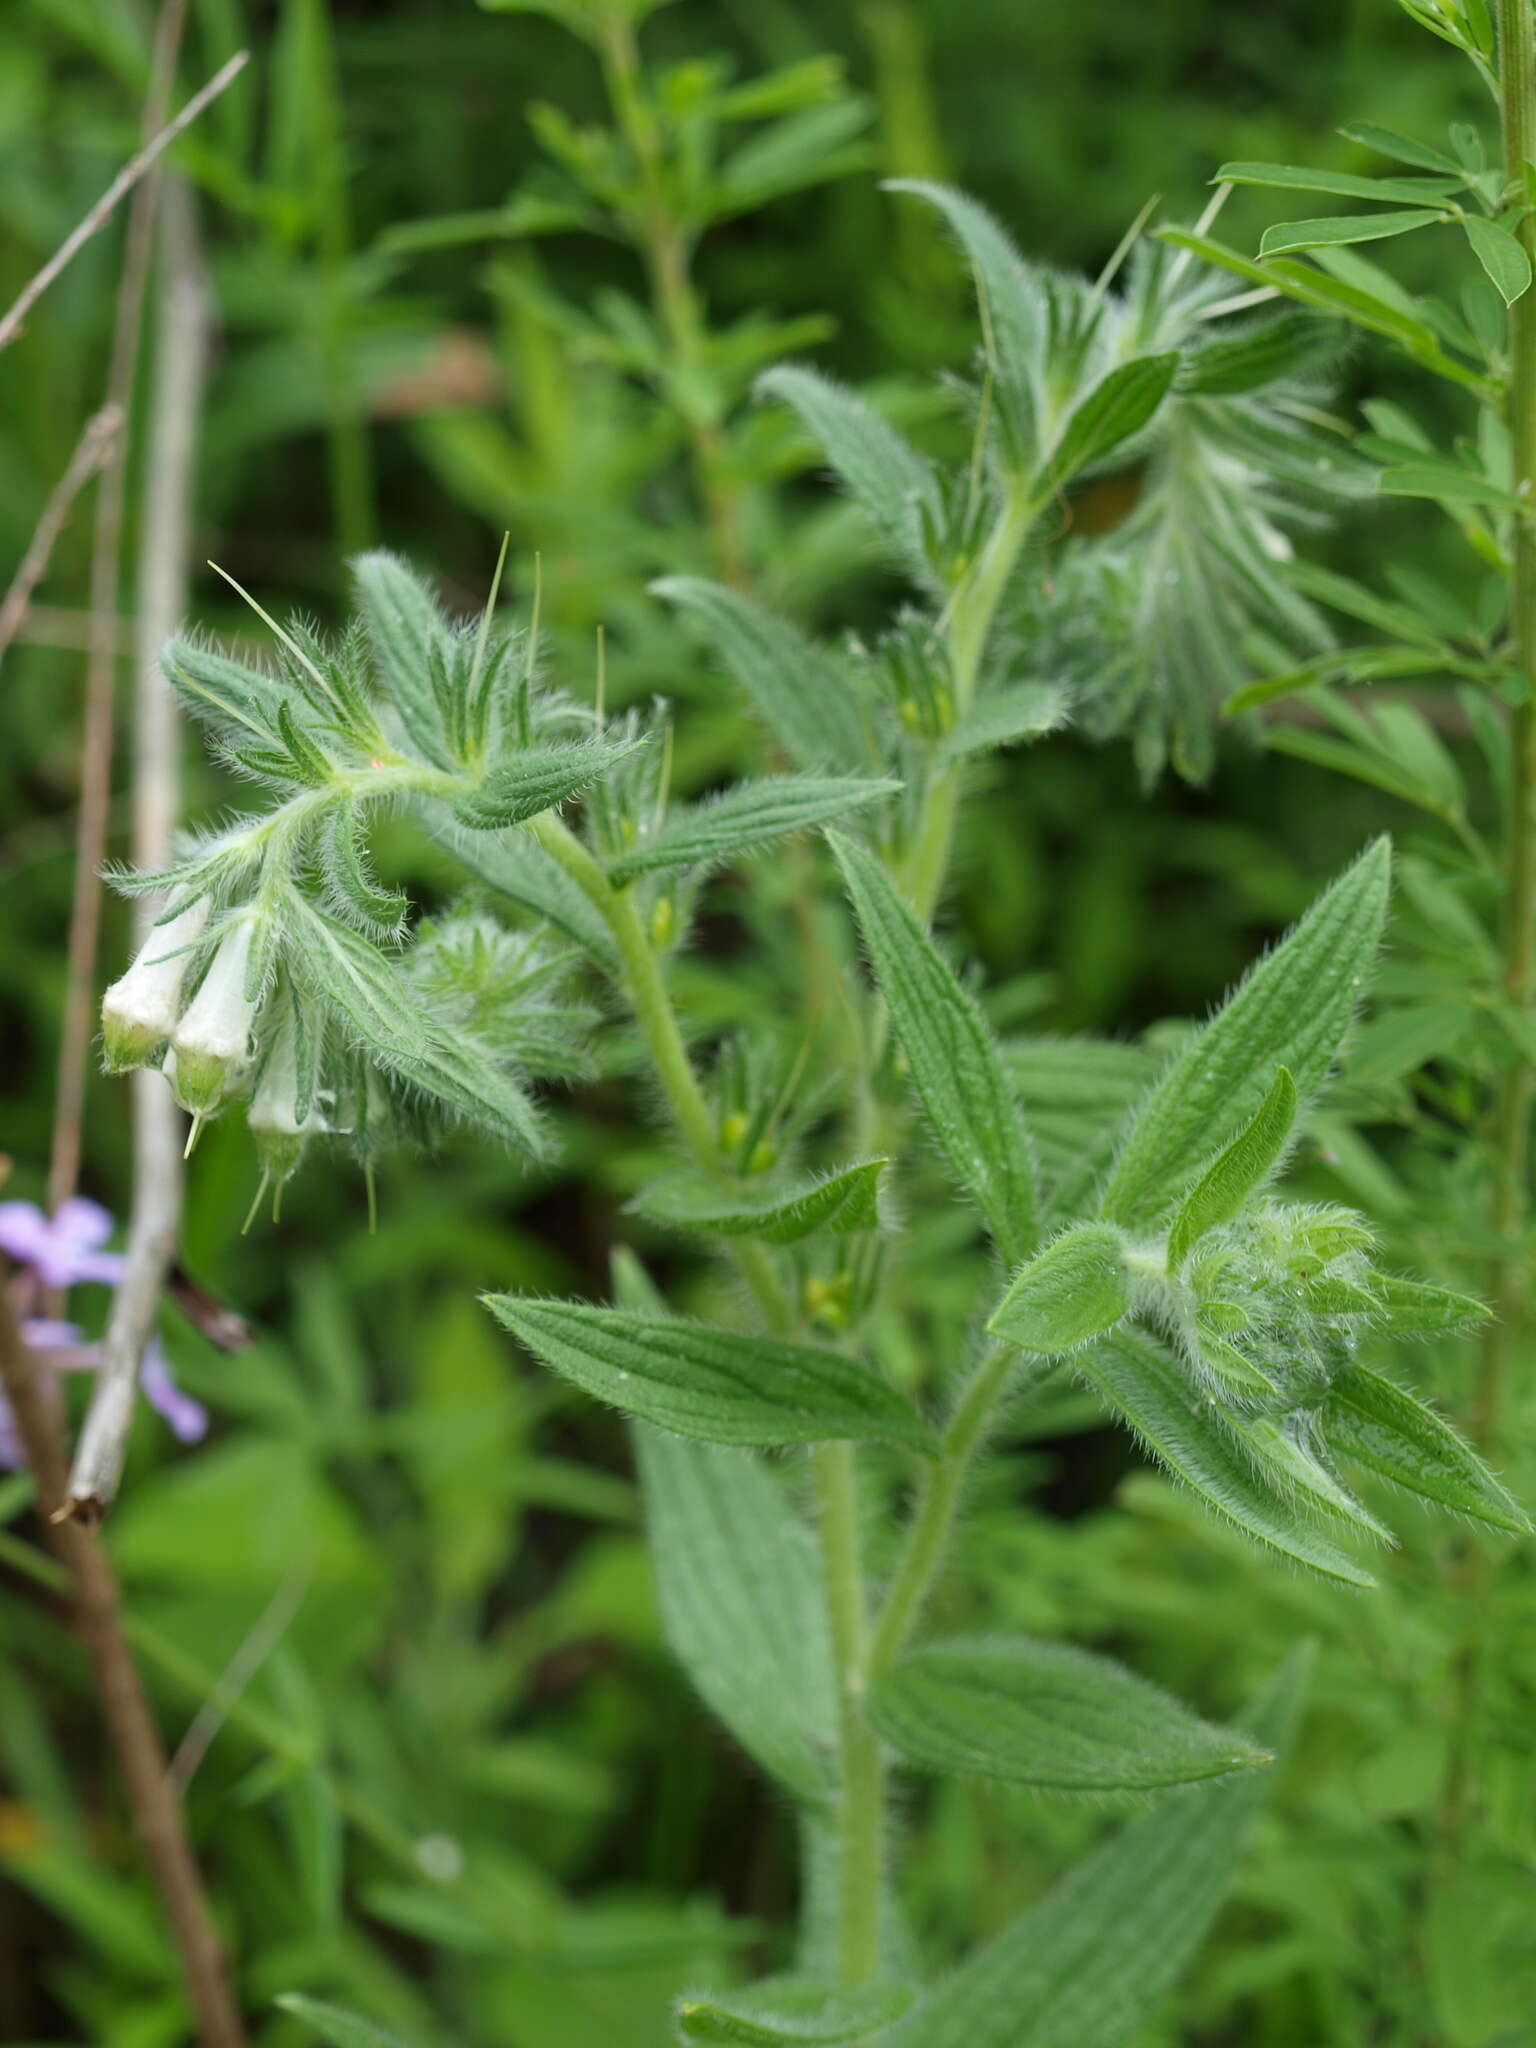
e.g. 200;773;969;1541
2;1;1533;2043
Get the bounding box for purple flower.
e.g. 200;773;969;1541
0;1198;127;1289
0;1196;208;1467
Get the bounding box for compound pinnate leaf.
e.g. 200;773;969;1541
637;1428;837;1799
655;578;867;772
677;1980;912;2045
1102;839;1390;1229
1166;1066;1297;1270
886;1651;1309;2048
1050;352;1178;479
485;1299;933;1452
1076;1332;1376;1585
1327;1365;1530;1533
988;1226;1129;1354
634;1160;887;1244
452;735;639;831
758;363;941;573
274;1995;416;2048
868;1635;1269;1792
830;830;1037;1262
609;776;898;882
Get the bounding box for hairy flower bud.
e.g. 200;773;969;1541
168;918;260;1115
100;899;212;1071
248;1002;310;1185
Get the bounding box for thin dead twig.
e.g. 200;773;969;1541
0;1281;246;2045
0;52;248;355
0;407;123;670
49;0;189;1221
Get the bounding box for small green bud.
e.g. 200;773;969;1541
720;1109;749;1152
650;895;674;948
747;1139;777;1175
167;918;259;1115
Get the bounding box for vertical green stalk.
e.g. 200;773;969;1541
529;813;880;1980
598;8;747;588
1441;0;1536;1857
1479;0;1536;1453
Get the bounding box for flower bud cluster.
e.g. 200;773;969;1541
1159;1202;1380;1421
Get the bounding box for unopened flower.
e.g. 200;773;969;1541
168;918;260;1116
247;1001;314;1188
101;899;212;1071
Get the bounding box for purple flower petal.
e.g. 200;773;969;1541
0;1200;53;1267
54;1197;116;1251
21;1318;86;1350
139;1339;208;1445
0;1397;22;1471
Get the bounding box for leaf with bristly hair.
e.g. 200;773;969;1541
484;1299;934;1452
1075;1331;1376;1585
1049;353;1178;479
1102;841;1390;1229
869;1634;1270;1792
654;577;868;772
758;363;942;576
286;896;429;1064
1166;1066;1297;1270
452;735;640;831
676;1980;913;2043
350;551;458;767
608;776;898;882
1327;1364;1529;1532
633;1160;887;1244
830;830;1037;1263
989;1226;1129;1354
884;1651;1309;2048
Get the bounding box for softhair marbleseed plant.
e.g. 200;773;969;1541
102;176;1527;2046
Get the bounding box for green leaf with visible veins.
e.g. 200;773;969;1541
1076;1331;1376;1585
1258;210;1445;257
1050;352;1178;477
608;776;898;882
1166;1066;1297;1269
676;1980;913;2044
452;735;640;830
485;1299;933;1453
1101;839;1390;1228
829;830;1037;1262
633;1160;887;1244
1327;1364;1530;1532
869;1634;1270;1791
989;1226;1129;1354
886;1651;1309;2048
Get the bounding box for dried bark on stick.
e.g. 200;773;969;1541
0;406;122;670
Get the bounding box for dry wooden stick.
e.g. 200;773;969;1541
0;1281;246;2045
48;0;191;1221
0;51;248;355
0;406;122;669
70;175;207;1517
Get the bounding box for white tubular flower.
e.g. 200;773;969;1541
100;898;213;1071
168;917;260;1115
248;1002;314;1185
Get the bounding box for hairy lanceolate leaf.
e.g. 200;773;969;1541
274;1995;416;2048
1076;1331;1376;1585
1166;1066;1297;1270
989;1226;1129;1354
676;1980;913;2045
1102;840;1390;1228
886;1652;1309;2048
1370;1273;1492;1335
286;897;430;1064
1049;352;1178;480
350;550;455;765
868;1635;1269;1792
451;735;638;831
401;1030;548;1157
608;776;898;883
636;1427;837;1800
830;831;1037;1262
884;180;1045;460
633;1160;887;1244
440;821;620;972
484;1300;933;1452
655;578;868;772
939;680;1072;761
1326;1365;1530;1532
758;363;942;576
1176;312;1340;396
